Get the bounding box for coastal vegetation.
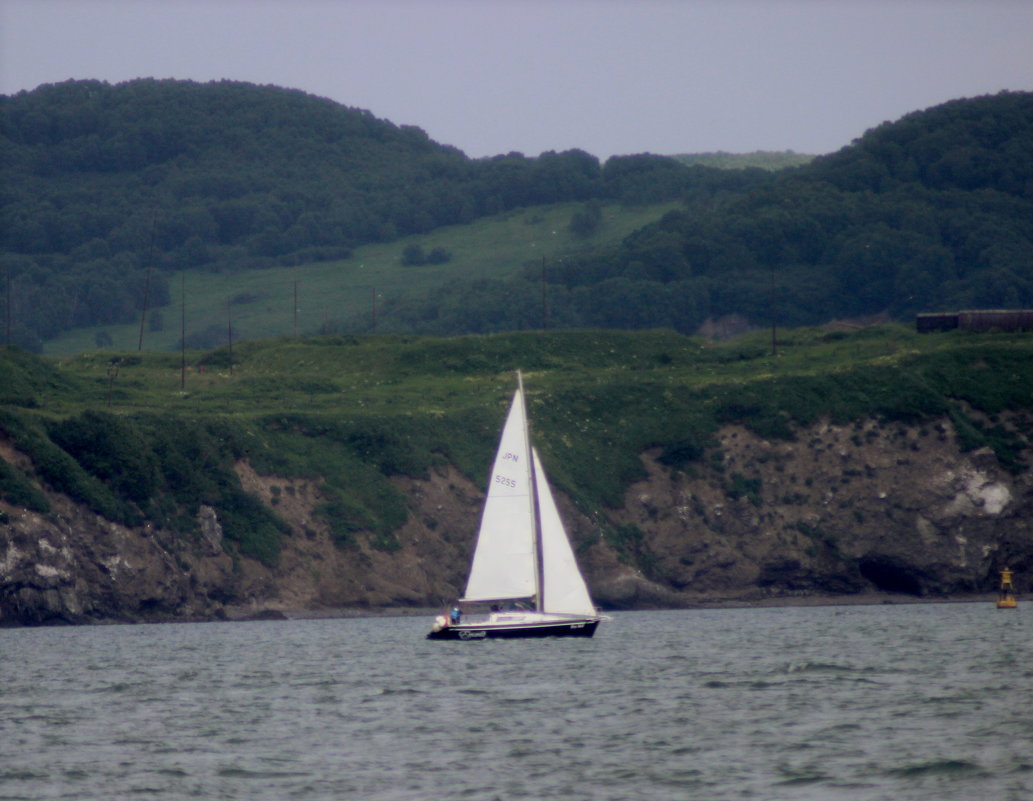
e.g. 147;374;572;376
2;325;1031;569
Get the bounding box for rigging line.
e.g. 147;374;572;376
518;370;546;611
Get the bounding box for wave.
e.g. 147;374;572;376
783;660;866;674
886;758;986;779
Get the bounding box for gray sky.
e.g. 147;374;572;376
2;0;1031;160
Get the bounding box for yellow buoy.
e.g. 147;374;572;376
996;567;1017;609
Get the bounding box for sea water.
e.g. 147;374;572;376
1;604;1029;801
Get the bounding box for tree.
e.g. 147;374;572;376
401;244;426;266
569;202;602;238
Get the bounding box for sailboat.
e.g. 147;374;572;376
428;372;603;640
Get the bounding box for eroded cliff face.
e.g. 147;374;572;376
2;413;1030;625
599;415;1032;606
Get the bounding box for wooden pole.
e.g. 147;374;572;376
770;266;777;357
106;360;120;407
541;256;548;329
138;266;151;351
137;213;157;351
180;273;186;390
227;298;234;375
4;269;10;348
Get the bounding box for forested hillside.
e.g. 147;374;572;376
2;82;1032;351
397;91;1033;335
1;79;749;349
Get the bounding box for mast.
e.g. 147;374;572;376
518;371;546;611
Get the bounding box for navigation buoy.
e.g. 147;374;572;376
996;568;1017;609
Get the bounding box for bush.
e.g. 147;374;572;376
216;489;287;566
569;202;602;238
49;411;160;504
26;427;135;523
658;438;705;470
0;405;292;564
0;458;50;512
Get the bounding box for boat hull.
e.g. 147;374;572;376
427;618;600;640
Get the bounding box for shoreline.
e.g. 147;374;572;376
228;590;1018;622
3;592;1020;629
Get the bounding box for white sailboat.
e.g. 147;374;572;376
428;372;602;640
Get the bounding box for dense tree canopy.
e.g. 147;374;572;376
0;78;726;348
384;91;1033;336
2;81;1032;347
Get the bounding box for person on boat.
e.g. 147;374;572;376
450;606;461;625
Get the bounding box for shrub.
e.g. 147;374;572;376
0;458;50;513
49;411;160;504
727;472;762;505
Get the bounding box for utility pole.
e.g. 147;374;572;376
138;265;152;351
106;359;121;407
4;269;10;348
541;256;548;329
770;265;777;357
137;213;157;351
227;298;234;375
180;273;186;390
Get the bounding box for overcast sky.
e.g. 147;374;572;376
2;0;1031;160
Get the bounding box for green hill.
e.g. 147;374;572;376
458;92;1033;333
4;83;1033;354
1;79;725;350
41;199;682;355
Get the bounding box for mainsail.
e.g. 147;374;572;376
462;386;537;603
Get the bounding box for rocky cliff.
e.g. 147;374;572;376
2;410;1030;626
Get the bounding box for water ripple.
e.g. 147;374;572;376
1;606;1031;800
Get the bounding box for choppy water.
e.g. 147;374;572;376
1;604;1030;801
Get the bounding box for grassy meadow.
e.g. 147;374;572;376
43;201;681;357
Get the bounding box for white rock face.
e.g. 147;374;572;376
942;467;1011;517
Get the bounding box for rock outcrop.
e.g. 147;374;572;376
597;415;1032;605
2;412;1031;625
